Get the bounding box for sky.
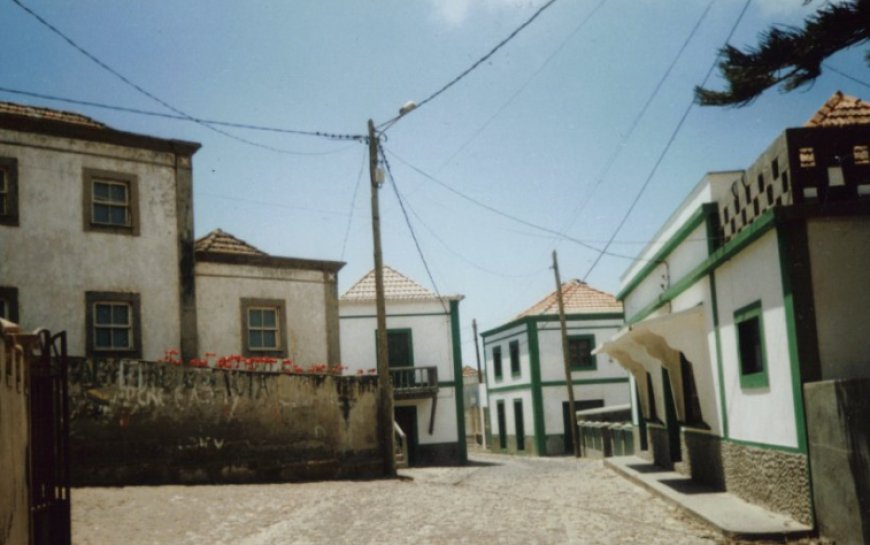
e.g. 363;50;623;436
2;0;868;363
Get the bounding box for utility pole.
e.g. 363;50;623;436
369;119;395;476
552;250;579;457
472;319;485;448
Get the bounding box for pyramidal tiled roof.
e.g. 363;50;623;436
0;101;107;129
341;266;443;301
805;91;870;127
194;229;267;256
517;279;622;318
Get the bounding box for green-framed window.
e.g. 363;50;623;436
509;340;520;377
734;301;769;389
567;335;597;370
493;345;503;381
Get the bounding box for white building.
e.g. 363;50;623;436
481;280;629;456
0;101;343;368
339;266;466;466
596;92;870;529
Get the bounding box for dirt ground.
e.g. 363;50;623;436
71;453;770;545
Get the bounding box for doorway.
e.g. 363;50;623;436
394;405;418;466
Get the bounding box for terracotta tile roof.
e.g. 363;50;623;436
517;279;622;318
0;101;107;129
463;365;479;378
341;266;460;302
805;91;870;127
194;229;267;256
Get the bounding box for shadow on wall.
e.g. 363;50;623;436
68;359;385;486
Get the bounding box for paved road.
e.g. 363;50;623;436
71;453;733;544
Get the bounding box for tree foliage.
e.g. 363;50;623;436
695;0;870;106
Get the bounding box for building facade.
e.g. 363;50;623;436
597;92;870;532
482;280;629;456
339;266;466;466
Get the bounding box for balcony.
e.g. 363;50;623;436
389;366;438;400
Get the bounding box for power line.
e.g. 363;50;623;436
582;0;753;282
379;146;449;314
437;0;608;172
9;0;364;155
557;0;714;236
341;149;368;260
384;148;649;262
0;87;365;144
823;63;870;90
377;0;561;130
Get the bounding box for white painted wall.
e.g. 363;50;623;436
0;130;183;359
482;324;530;389
195;262;330;366
488;389;534;447
396;389;459;445
714;230;798;448
808;217;870;380
535;319;625;382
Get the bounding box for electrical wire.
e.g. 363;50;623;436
822;63;870;90
0;87;365;144
9;0;364;155
340;149;368;259
379;145;450;314
437;0;608;172
557;0;714;236
384;148;651;262
377;0;561;130
581;0;753;282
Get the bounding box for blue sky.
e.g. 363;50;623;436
3;0;868;361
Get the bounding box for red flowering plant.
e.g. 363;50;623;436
160;349;348;375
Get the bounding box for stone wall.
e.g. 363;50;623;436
0;324;31;545
68;358;384;486
676;429;811;525
805;378;870;545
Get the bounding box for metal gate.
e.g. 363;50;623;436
28;329;71;545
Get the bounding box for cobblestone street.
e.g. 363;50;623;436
72;453;730;545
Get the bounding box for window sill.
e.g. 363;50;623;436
739;371;769;389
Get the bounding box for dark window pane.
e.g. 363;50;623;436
738;317;763;375
93;182;110;200
95;304;112;324
93;204;110;223
249;330;263;348
262;309;276;328
109;206;127;226
112;328;130;348
249;309;262;327
262;331;277;348
95;327;111;348
110;183;127;203
0;195;6;216
0;299;7;319
112;304;129;325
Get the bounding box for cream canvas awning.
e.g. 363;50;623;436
595;305;709;423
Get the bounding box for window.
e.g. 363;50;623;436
734;301;768;389
496;401;507;449
509;340;520;377
86;292;141;358
240;298;287;357
567;335;597;370
82;168;139;235
514;399;525;451
0;157;18;226
854;145;869;165
771;158;780;179
492;346;503;381
799;147;816;168
0;287;19;323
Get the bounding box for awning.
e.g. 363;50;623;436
595;305;709;423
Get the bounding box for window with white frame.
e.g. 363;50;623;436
0;157;18;226
86;291;141;357
240;298;287;357
83;168;139;235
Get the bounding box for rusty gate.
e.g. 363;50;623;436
28;329;71;545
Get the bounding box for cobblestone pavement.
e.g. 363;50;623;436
72;453;794;545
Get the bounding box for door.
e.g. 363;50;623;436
661;368;682;463
394;405;418;466
496;401;507;450
514;399;525;451
386;330;413;368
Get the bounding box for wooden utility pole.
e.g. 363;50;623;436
369;119;395;476
472;319;485;448
553;250;579;457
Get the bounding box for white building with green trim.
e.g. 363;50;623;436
339;266;466;466
596;92;870;530
481;280;629;456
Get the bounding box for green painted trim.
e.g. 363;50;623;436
776;225;814;455
734;301;770;389
537;325;622;332
437;381;456;388
341;311;449;320
449;300;467;463
480;313;623;339
526;320;547;456
708;272;729;438
487;383;532;394
626;209;778;326
617;205;714;301
539;378;629;387
482;330;526;346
